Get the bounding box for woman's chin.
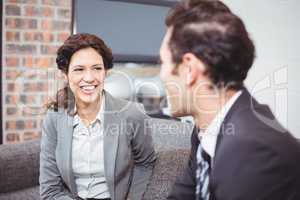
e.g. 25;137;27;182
77;94;99;106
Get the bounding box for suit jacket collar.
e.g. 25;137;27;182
221;87;252;124
215;87;285;142
102;91;123;200
57;111;77;195
213;88;252;162
200;90;242;158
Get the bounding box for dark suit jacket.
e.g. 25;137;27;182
167;89;300;200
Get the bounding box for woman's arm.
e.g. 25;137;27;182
39;111;74;200
127;104;157;200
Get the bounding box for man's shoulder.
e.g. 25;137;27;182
217;102;300;168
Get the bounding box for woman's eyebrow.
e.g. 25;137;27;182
91;63;104;67
71;64;103;68
71;65;84;68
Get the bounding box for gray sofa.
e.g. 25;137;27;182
0;118;193;200
1;118;299;200
0;140;40;200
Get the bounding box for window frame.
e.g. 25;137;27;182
0;0;3;144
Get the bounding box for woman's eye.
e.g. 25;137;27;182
73;68;83;71
94;67;103;70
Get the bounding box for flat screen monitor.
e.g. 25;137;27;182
72;0;177;63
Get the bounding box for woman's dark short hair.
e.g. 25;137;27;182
56;33;113;73
166;0;255;90
48;33;113;112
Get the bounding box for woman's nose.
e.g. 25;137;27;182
82;70;94;82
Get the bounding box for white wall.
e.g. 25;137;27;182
222;0;300;138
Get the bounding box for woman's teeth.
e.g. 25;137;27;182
80;85;96;94
81;85;95;90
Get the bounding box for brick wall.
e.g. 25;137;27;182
2;0;161;144
2;0;72;143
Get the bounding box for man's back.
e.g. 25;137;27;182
168;89;300;200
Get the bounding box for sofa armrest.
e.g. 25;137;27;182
143;149;190;200
0;139;40;193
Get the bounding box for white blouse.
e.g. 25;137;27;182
72;97;110;199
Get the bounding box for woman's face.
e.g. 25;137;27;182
66;47;106;107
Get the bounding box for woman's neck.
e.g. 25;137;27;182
76;96;102;126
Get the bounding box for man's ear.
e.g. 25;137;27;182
182;53;206;86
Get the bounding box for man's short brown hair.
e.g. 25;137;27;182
166;0;255;90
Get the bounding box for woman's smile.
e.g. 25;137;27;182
79;84;99;95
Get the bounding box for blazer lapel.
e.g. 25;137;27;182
103;92;122;200
57;111;77;195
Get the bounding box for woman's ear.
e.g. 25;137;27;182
62;72;68;82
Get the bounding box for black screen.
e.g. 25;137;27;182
73;0;176;63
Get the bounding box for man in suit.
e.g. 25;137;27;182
159;0;300;199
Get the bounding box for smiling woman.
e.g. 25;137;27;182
47;33;113;114
40;33;156;200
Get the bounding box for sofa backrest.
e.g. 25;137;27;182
0;139;40;193
149;118;193;151
0;139;190;198
0;118;193;195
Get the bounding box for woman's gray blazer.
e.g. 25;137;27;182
39;92;156;200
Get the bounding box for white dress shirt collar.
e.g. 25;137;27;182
199;90;242;158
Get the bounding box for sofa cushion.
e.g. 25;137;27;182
0;186;39;200
149;118;193;151
143;149;190;200
0;140;40;193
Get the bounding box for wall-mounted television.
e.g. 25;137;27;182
72;0;177;63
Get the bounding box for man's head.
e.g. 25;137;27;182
160;0;255;117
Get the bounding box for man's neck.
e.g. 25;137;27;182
193;89;237;130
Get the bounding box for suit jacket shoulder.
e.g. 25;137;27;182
212;89;300;200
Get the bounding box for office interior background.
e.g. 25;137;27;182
1;0;300;144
